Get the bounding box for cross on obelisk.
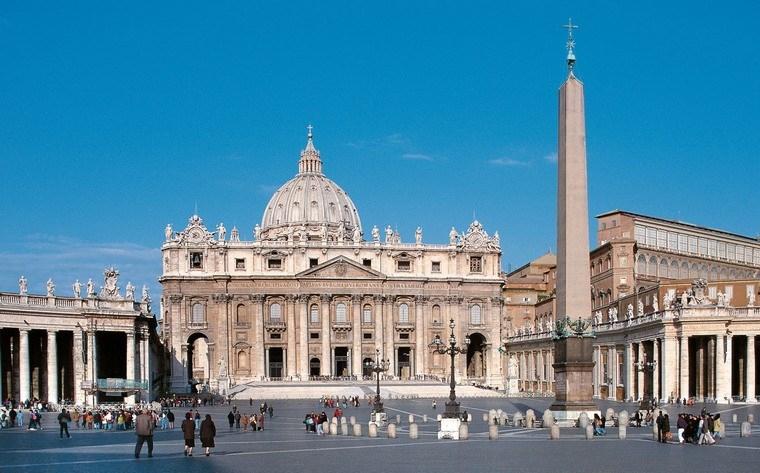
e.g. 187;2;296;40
563;18;578;71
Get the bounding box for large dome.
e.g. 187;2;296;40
260;127;362;242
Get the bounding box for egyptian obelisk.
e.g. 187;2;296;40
549;19;598;423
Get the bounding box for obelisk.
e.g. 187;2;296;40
549;19;598;424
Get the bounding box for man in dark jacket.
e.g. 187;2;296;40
227;410;235;430
134;410;155;459
655;411;664;443
57;409;71;438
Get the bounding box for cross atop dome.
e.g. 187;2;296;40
299;124;323;174
563;18;578;74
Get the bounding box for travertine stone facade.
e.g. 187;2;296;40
160;130;504;394
0;270;159;406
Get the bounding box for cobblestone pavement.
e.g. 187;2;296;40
2;398;759;473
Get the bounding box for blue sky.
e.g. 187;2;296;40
1;1;758;299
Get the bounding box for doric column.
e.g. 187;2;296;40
374;295;384;359
286;295;297;378
592;346;599;397
88;330;97;405
142;332;151;402
320;294;332;376
384;297;395;376
252;295;265;380
637;342;644;401
707;337;715;399
608;345;617;400
352;295;362;377
661;337;675;402
125;332;136;404
19;329;30;402
625;342;634;401
47;330;58;404
679;336;689;400
716;334;732;402
298;296;309;379
652;339;659;401
73;330;85;405
747;336;756;403
414;296;425;379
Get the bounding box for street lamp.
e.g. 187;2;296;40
430;318;470;419
364;348;390;413
633;354;657;410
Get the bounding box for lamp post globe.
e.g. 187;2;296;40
430;318;469;419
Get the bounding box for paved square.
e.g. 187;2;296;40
2;398;759;473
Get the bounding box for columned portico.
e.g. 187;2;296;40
19;329;30;402
747;335;756;403
46;330;58;404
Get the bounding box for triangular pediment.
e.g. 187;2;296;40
296;256;385;279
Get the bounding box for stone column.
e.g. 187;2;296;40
73;330;85;405
253;295;265;380
298;296;309;379
716;334;733;402
286;296;297;378
747;335;756;403
384;297;395;376
414;297;424;379
707;337;715;399
661;337;675;402
88;330;97;406
592;346;599;398
126;332;136;405
652;339;659;402
19;329;30;402
679;336;689;400
47;330;58;404
625;343;634;401
637;342;644;401
352;295;362;377
608;346;617;400
320;295;332;376
142;333;151;402
374;296;384;358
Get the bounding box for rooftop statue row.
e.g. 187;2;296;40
16;269;150;302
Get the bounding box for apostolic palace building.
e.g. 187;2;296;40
159;128;504;394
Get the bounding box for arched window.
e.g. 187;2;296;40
432;304;441;323
399;303;409;323
192;303;205;324
670;261;679;279
237;350;249;370
606;257;611;270
310;304;319;324
689;263;698;279
470;304;482;325
275;204;284;224
270;303;282;322
310;201;319;221
659;259;668;278
336;303;347;323
648;256;658;276
709;267;718;281
362;304;372;323
680;262;689;279
637;255;646;275
292;202;300;220
236;304;248;325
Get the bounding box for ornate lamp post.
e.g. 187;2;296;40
364;348;390;413
633;353;657;410
430;318;470;419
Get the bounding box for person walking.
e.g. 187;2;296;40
200;414;216;457
134;409;155;459
662;414;671;443
227;410;235;431
57;409;71;439
656;410;664;443
167;409;175;429
182;412;195;456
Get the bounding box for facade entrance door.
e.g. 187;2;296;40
335;347;349;377
397;347;411;379
268;347;283;379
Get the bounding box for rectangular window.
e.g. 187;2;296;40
718;241;726;259
688;236;697;254
634;225;646;244
268;258;282;269
736;246;745;263
709;286;717;300
667;232;678;250
235;258;245;270
646;228;657;246
708;240;717;257
469;256;483;273
190;252;203;269
657;230;667;248
397;260;411;272
727;244;736;261
678;234;687;252
399;333;410;340
309;258;319;268
363;332;373;340
270;333;281;340
698;238;708;256
362;258;372;267
431;261;441;273
310;332;320;340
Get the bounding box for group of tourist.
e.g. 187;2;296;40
320;395;361;408
0;405;45;430
675;411;723;445
227;408;268;432
303;411;329;434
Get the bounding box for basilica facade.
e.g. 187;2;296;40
160;129;504;394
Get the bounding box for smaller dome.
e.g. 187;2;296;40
260;127;362;242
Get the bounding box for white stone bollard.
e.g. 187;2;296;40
542;409;554;427
331;416;338;424
489;409;497;424
329;422;338;435
585;424;594;440
408;414;415;424
741;422;752;437
513;412;524;428
459;422;469;440
748;414;754;424
605;408;615;423
550;424;560;440
488;424;498;440
368;422;378;438
652;423;659;441
618;410;629;428
387;423;397;439
578;412;589;429
349;416;356;425
483;413;489;423
341;416;347;425
353;423;362;436
437;414;442;422
618;425;627;440
525;409;535;428
341;423;349;436
396;414;401;424
322;421;329;435
732;414;738;423
409;423;419;439
499;413;507;426
423;414;428;423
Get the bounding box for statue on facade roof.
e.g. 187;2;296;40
626;304;634;320
385;225;393;244
253;224;261;241
652;295;659;312
371;225;380;242
217;222;226;241
415;227;423;245
86;278;96;297
141;285;151;303
449;227;458;246
102;267;120;298
352;226;362;244
164;224;173;242
230;226;240;243
73;279;82;298
18;275;27;295
46;278;55;297
637;299;644;316
125;281;135;300
493;231;501;248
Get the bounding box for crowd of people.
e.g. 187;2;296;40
675;410;723;445
320;395;361;408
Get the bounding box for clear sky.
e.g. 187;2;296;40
1;1;758;299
